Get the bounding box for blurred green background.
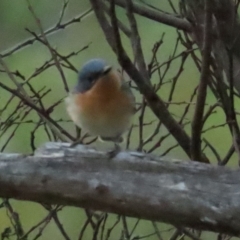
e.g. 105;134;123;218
0;0;238;239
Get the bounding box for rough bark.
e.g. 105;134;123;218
0;142;240;236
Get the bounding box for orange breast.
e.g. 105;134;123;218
76;71;132;119
73;71;134;137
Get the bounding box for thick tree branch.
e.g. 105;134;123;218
0;142;240;236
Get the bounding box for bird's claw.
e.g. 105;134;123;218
107;143;121;159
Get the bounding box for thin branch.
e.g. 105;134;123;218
107;0;192;32
26;0;69;92
1;8;92;58
191;0;212;161
0;81;74;141
125;0;148;80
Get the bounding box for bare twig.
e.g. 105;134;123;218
1;8;92;58
125;0;148;80
107;0;192;31
26;0;69;92
191;0;212;161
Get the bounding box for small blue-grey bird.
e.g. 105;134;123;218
65;59;135;155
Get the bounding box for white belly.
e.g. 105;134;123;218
65;94;133;138
78;111;133;138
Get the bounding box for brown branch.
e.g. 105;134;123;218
191;0;212;161
0;81;74;141
0;142;240;236
107;0;192;32
0;8;92;58
125;0;148;80
3;199;25;238
226;47;240;164
102;2;131;37
26;0;69;92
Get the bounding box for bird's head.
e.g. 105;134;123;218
74;59;112;93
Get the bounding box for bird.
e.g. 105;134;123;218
65;58;135;157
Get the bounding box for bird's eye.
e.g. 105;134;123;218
89;77;95;83
88;74;98;85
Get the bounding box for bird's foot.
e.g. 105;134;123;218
107;143;121;159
